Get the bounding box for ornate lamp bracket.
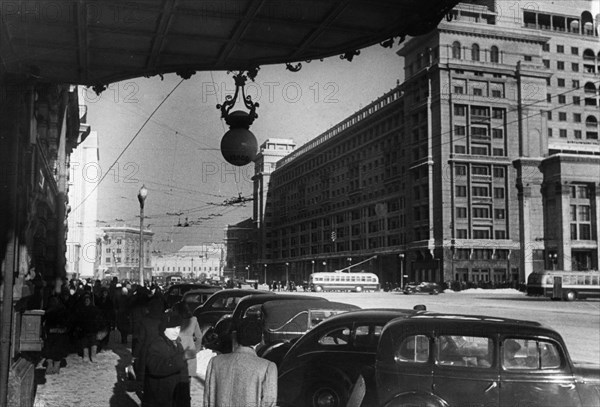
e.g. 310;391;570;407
217;71;260;128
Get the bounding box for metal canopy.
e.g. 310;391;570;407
0;0;458;86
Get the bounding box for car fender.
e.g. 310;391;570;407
382;392;449;407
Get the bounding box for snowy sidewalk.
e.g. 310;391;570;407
33;331;204;407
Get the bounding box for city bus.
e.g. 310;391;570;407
309;271;380;293
527;270;600;301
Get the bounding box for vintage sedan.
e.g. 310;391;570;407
376;314;600;407
165;282;218;307
192;288;270;332
210;293;330;352
402;281;443;295
179;287;223;311
277;308;421;407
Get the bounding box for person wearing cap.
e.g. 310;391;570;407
142;309;196;407
203;318;277;407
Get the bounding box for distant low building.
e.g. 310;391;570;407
152;244;225;281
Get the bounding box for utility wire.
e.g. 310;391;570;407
71;78;186;212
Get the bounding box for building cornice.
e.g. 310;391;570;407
438;23;552;44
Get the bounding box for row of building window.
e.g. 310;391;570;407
547;128;598;139
451;42;500;63
455;185;505;198
455;165;505;178
542;43;600;58
152;266;217;272
543;59;599;73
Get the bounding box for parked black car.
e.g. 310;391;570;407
179;287;223;311
165;283;218;307
277;308;421;407
209;293;329;352
402;281;442;295
193;288;270;332
376;314;600;407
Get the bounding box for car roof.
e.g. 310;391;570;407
232;294;328;319
261;300;359;327
182;287;222;296
168;283;215;290
310;308;421;325
383;313;558;337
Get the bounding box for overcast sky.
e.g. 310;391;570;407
84;43;404;253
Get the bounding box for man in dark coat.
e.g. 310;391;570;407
134;296;165;383
142;309;195;407
72;292;102;362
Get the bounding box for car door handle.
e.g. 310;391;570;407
484;382;498;393
559;383;576;390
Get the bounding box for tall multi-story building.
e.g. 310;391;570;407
66;88;98;279
255;0;600;286
96;226;154;282
152;244;225;280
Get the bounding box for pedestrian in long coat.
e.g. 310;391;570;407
134;296;165;383
203;319;277;407
42;295;71;374
142;309;195;407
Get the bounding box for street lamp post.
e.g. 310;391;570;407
346;257;352;272
311;260;315;275
246;265;250;280
399;253;405;289
137;185;148;286
285;262;289;291
322;261;327;273
264;264;267;285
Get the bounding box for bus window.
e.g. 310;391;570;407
577;276;584;285
361;276;365;282
335;276;340;282
351;276;356;282
593;276;599;285
585;276;591;285
563;276;571;285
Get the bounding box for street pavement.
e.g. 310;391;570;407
33;330;204;407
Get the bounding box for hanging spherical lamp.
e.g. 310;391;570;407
220;111;258;166
217;71;260;167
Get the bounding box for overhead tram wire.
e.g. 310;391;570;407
71;77;187;212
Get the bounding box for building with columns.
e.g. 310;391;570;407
152;244;225;281
253;0;599;286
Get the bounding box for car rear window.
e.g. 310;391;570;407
437;335;493;368
502;338;562;370
318;326;351;346
396;335;430;363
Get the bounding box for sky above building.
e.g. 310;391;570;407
84;44;404;253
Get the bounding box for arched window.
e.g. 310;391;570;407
584;82;596;94
490;46;499;63
471;44;480;61
586;115;598;126
452;41;461;59
583;49;595;60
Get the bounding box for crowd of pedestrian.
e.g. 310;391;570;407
40;276;279;406
40;276;167;372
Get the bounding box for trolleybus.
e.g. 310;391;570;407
309;271;380;292
527;269;600;301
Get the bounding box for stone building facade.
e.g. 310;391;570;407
253;0;599;286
